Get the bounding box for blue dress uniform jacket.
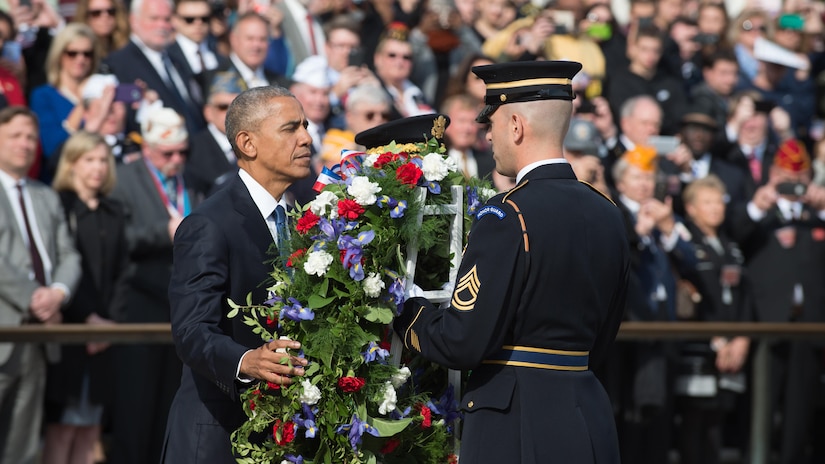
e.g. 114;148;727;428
394;162;630;464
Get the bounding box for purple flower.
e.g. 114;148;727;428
284;455;304;464
362;341;390;363
293;404;318;439
426;181;441;194
466;186;481;216
388;278;405;312
377;195;408;218
263;292;284;306
338;230;375;281
280;297;315;322
335;415;380;451
427;386;461;424
390;406;411;420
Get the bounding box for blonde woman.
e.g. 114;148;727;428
43;132;127;464
73;0;130;58
30;23;99;181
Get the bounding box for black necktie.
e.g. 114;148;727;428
16;183;46;285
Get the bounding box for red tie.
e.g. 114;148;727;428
306;14;318;55
16;183;46;285
746;148;761;184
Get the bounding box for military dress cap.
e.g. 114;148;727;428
471;60;583;123
355;114;450;149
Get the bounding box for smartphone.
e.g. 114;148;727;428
115;83;143;103
647;135;680;155
754;100;776;114
776;182;807;197
1;42;21;63
18;0;32;7
551;10;575;35
638;16;654;28
348;47;365;67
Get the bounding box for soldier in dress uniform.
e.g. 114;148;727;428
390;60;631;464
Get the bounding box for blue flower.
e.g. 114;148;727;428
335;415;380;451
377;196;408;218
466;186;481;216
338;230;375;281
280;297;315;322
284;454;303;463
362;341;390;363
263;292;283;306
293;404;318;439
390;406;411;420
427;386;461;424
426;181;441;194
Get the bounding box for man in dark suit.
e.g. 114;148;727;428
103;0;206;136
0;106;80;464
219;12;290;91
603;95;663;190
728;140;825;464
184;72;241;194
442;93;495;181
108;107;199;464
162;86;310;463
392;61;630;463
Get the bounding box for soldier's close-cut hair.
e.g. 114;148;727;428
225;86;294;157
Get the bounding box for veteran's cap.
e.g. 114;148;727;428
773;139;811;173
471;60;583;123
564;118;601;156
208;71;244;98
623;146;657;172
355;114;450;149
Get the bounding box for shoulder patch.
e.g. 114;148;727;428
476;205;506;220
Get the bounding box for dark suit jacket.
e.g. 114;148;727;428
162;174;279;463
395;163;630;463
103;40;206;136
110;160;201;321
215;60;290;92
185;128;236;195
166;40;230;106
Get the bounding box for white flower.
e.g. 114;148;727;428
363;153;380;168
378;381;398;415
304;250;333;276
443;155;458;173
310;190;339;217
363;272;385;297
390;366;411;388
421;153;451;181
299;379;322;405
347;176;382;206
479;187;498;201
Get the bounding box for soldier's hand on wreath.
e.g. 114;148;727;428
240;339;307;385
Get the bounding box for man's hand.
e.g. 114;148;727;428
751;184;778;212
30;286;64;322
239;339;308;385
666;143;693;174
644;197;676;236
716;336;750;373
83;84;117;133
86;313;116;355
803;183;825;211
727;96;755;134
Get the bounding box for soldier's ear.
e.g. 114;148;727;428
511;112;524;144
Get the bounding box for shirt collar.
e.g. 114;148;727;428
238;168;287;220
230;53;265;84
516;158;568;184
619;194;641;215
207;123;233;155
0;169;22;190
176;34;200;54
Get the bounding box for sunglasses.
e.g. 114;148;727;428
180;15;211;24
363;110;391;121
385;52;412;61
64;49;94;59
211;103;231;111
742;20;767;32
89;7;116;18
158;148;190;158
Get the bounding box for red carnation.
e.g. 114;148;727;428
337;376;366;392
267;381;281;390
338;199;365;220
448;454;458;464
396;163;422;187
296;210;320;234
372;152;396;169
273;419;296;445
265;315;277;327
380;437;400;454
286;248;306;267
420;405;432;428
248;399;256;411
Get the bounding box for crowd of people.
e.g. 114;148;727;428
0;0;824;462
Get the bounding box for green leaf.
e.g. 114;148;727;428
362;306;394;324
307;294;336;310
227;299;240;318
246;292;253;305
370;417;412;437
319;278;330;298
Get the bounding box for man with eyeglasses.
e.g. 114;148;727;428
168;0;227;102
373;23;434;120
185;72;242;195
108;106;201;464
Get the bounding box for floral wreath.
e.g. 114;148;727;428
229;116;497;464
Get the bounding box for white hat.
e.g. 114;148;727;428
81;74;119;101
753;37;809;71
140;107;188;146
291;55;331;89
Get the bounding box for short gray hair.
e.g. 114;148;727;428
225;86;294;156
345;85;390;111
620;95;661;120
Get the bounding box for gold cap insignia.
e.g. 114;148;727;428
431;115;447;139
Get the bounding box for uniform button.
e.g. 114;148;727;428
467;401;474;408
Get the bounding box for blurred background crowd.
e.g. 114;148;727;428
0;0;824;462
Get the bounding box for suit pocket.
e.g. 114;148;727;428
460;366;517;413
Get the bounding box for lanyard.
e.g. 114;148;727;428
144;159;187;218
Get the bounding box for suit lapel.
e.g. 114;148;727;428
229;176;273;255
0;185;26;250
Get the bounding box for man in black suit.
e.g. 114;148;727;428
442;93;495;181
108;107;198;464
393;61;630;463
103;0;206;136
219;12;289;91
162;86;310;463
167;0;228;104
184;72;241;194
728;141;825;464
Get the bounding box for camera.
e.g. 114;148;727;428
776;182;807;197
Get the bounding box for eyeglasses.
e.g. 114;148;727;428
64;49;94;59
158;148;189;158
361;110;391;121
211;103;230;111
180;15;211;24
89;7;116;18
385;52;412;61
742;20;767;33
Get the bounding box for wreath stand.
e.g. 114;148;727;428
390;185;464;458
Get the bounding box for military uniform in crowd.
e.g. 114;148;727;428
391;61;630;464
